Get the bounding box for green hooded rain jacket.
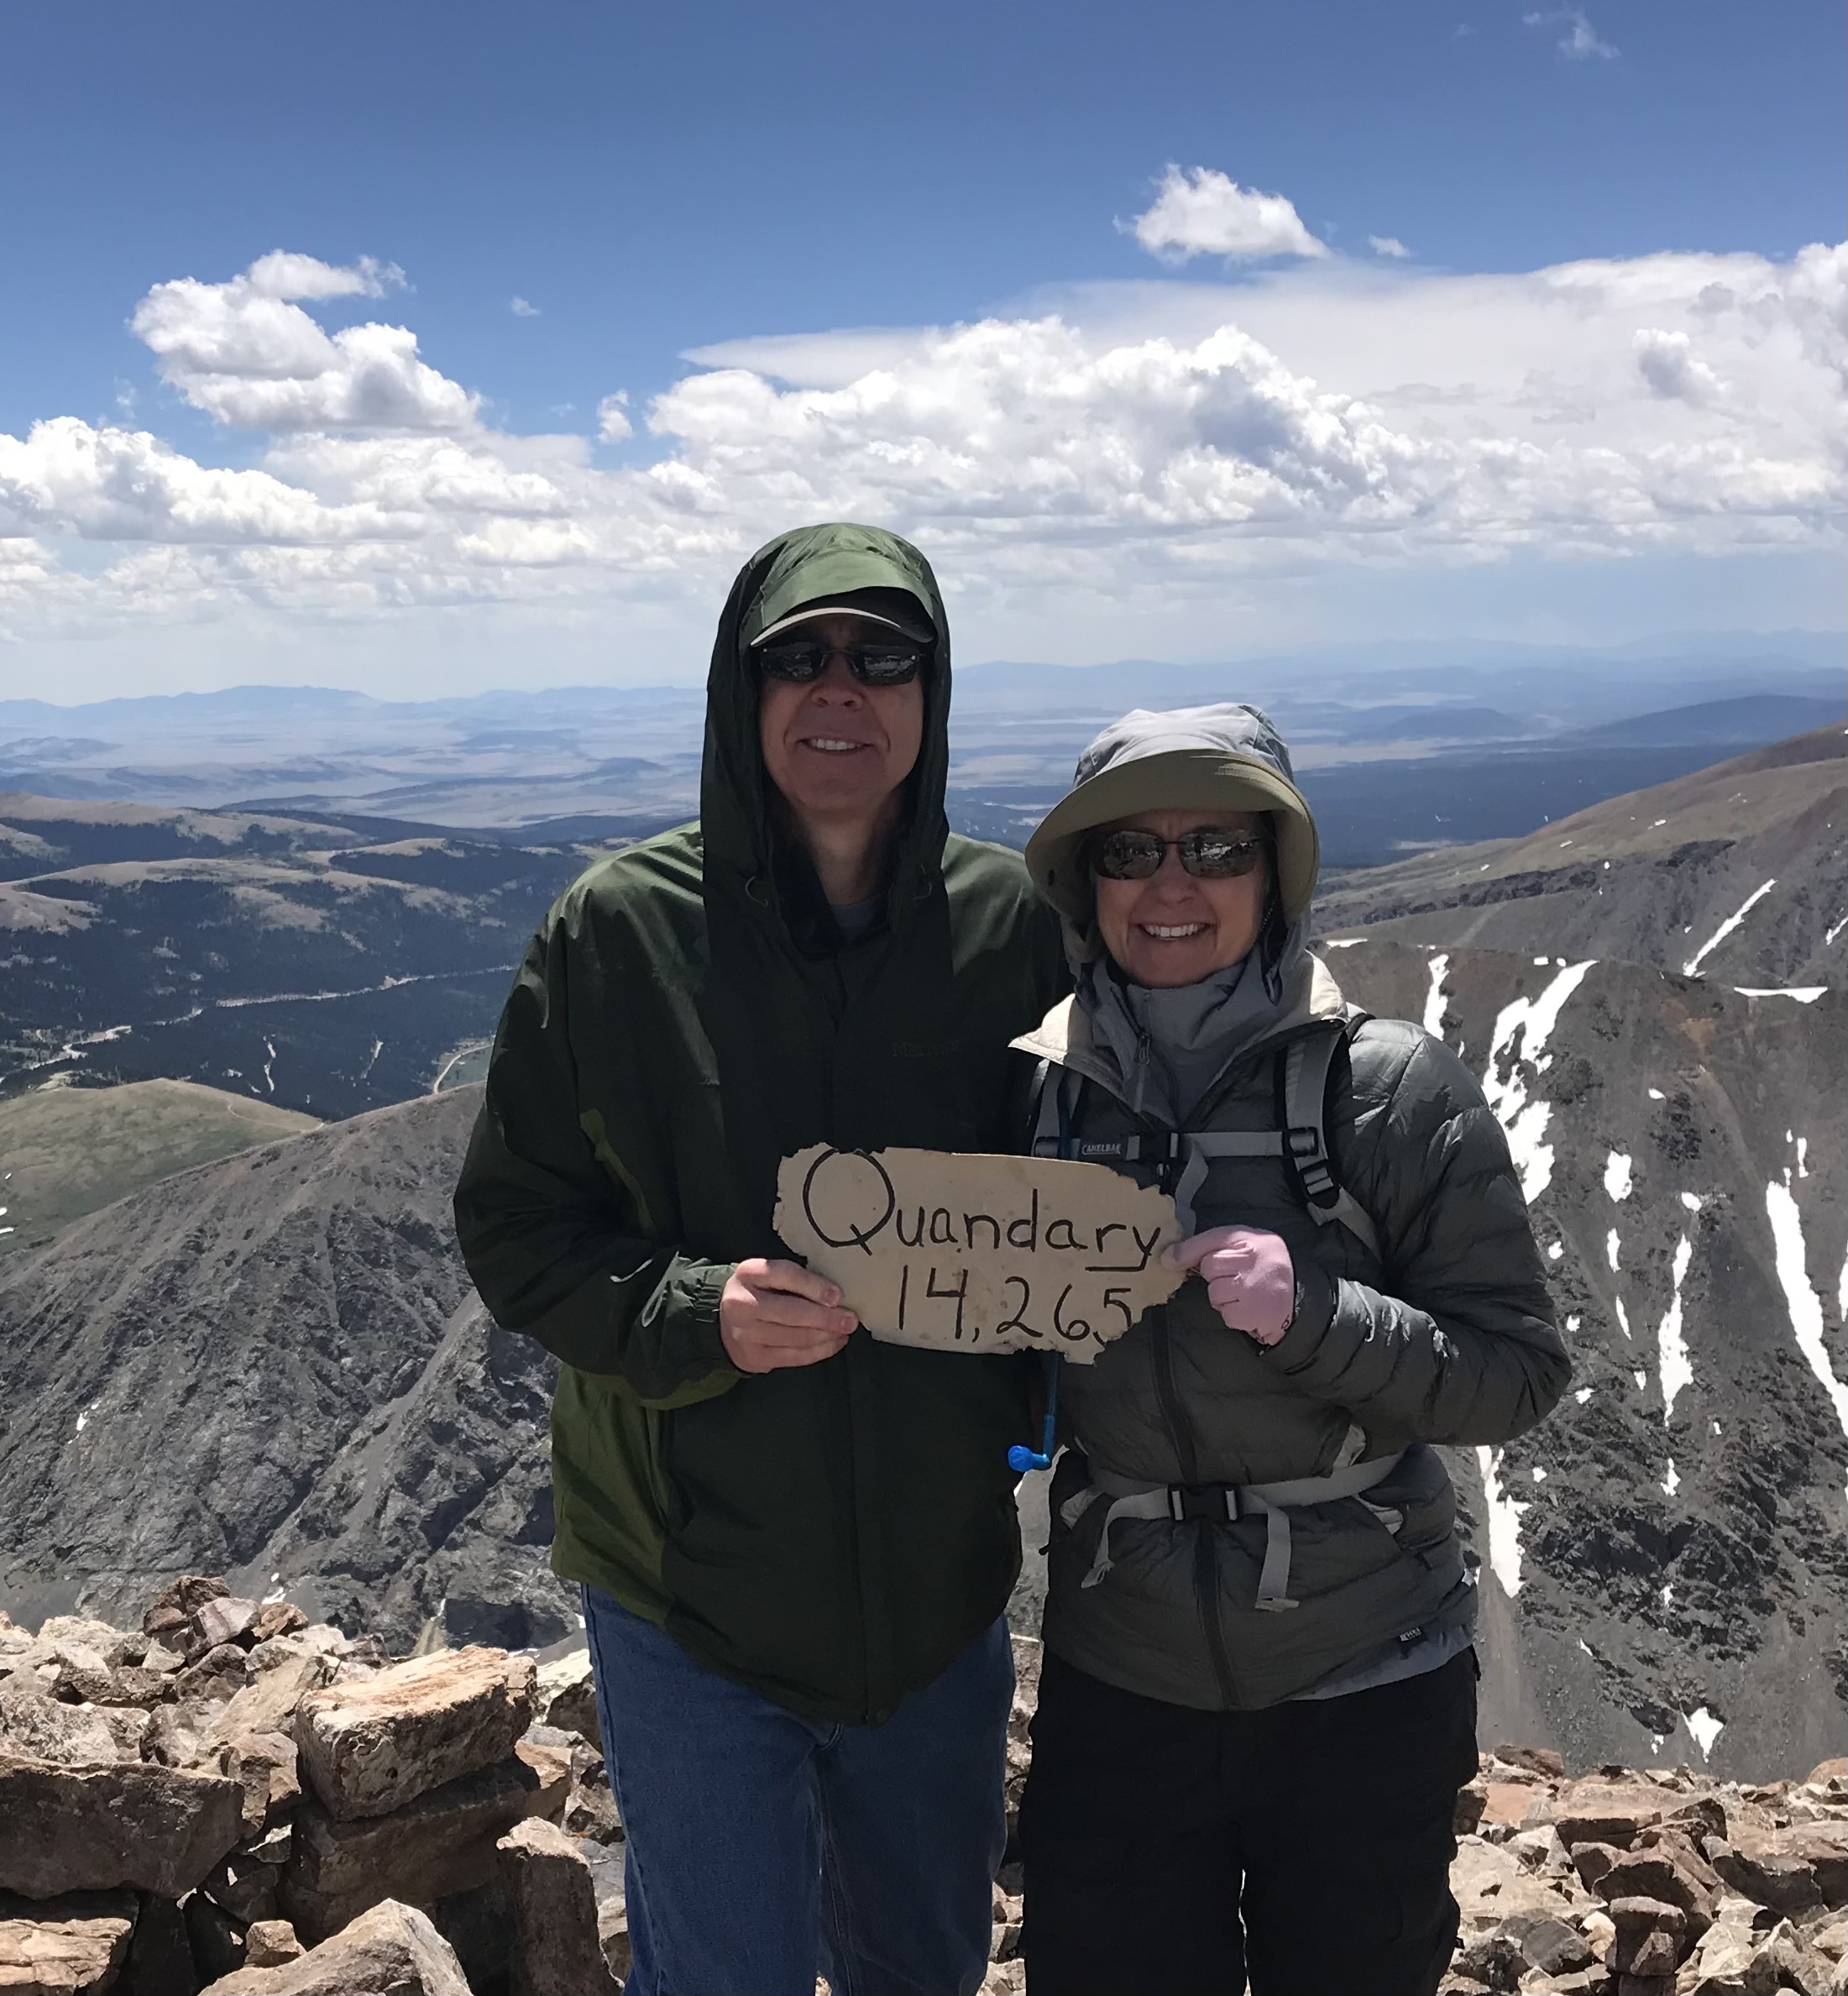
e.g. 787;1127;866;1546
453;524;1068;1725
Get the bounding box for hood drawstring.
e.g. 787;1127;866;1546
1260;884;1287;1003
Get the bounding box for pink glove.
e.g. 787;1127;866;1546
1162;1227;1296;1345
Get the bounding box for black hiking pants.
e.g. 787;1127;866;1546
1018;1646;1479;1996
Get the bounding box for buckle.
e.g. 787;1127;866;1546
1167;1484;1238;1524
1285;1125;1322;1160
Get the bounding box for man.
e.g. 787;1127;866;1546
453;523;1067;1996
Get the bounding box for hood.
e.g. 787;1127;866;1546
1023;702;1320;967
699;522;951;909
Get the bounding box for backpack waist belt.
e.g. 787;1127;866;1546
1066;1450;1406;1611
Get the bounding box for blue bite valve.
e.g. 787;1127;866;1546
1008;1353;1062;1474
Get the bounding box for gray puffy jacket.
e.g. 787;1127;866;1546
1011;958;1569;1711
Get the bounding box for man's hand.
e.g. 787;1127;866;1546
1162;1226;1296;1345
720;1258;857;1373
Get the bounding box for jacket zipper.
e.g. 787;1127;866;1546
1149;1309;1240;1707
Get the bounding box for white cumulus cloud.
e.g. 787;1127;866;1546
0;417;417;544
1128;167;1328;265
1634;328;1725;404
0;237;1841;668
1369;236;1412;260
242;250;402;301
598;392;634;442
131;252;479;433
510;296;540;317
1526;8;1619;60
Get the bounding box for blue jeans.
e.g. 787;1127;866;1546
581;1585;1013;1996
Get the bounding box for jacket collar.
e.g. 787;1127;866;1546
1011;952;1349;1106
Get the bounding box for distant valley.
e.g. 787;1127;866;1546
0;798;602;1118
1;639;1839;1121
1;632;1837;855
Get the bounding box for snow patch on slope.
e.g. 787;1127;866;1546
1765;1178;1848;1443
1475;1445;1529;1598
1658;1234;1695;1421
1683;880;1777;977
1422;953;1451;1037
1479;961;1596;1204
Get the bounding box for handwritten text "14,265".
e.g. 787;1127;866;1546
894;1264;1138;1347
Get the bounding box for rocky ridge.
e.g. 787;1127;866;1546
0;1089;571;1653
1324;936;1847;1778
1317;726;1845;986
1;1580;1844;1996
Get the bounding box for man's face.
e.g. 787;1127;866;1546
757;612;926;833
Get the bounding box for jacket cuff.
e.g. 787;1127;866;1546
1268;1257;1338;1371
680;1263;737;1370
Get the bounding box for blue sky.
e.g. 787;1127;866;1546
1;0;1842;699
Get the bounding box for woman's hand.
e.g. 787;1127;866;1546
1163;1227;1296;1345
720;1258;858;1372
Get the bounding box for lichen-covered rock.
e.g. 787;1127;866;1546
34;1621;141;1672
295;1645;534;1822
0;1687;123;1770
535;1651;599;1746
142;1575;229;1644
497;1817;616;1996
0;1890;135;1995
201;1898;471;1995
1452;1836;1596;1936
1550;1780;1667;1851
280;1737;569;1942
1607;1892;1687;1976
242;1921;304;1971
0;1757;243;1899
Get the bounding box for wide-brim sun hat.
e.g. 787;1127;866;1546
1025;703;1320;951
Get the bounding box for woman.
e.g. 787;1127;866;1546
1011;703;1569;1996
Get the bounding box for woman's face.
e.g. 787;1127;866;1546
1092;808;1270;988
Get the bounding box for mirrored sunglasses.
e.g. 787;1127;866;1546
1088;829;1269;881
757;642;926;687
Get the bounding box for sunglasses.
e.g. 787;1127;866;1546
757;642;927;688
1088;829;1270;881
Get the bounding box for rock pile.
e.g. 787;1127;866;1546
1444;1747;1847;1995
2;1585;1840;1996
0;1578;615;1996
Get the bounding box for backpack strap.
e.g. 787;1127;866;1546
1276;1016;1380;1260
1033;1019;1383;1260
1029;1059;1079;1161
1032;1062;1188;1172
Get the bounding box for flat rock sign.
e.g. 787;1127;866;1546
774;1145;1186;1365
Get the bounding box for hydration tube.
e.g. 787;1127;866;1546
1008;1349;1062;1474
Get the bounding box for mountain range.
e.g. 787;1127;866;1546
0;634;1836;843
1320;726;1846;985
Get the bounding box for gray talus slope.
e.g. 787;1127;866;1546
1327;937;1847;1779
1317;726;1845;986
0;1085;572;1652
